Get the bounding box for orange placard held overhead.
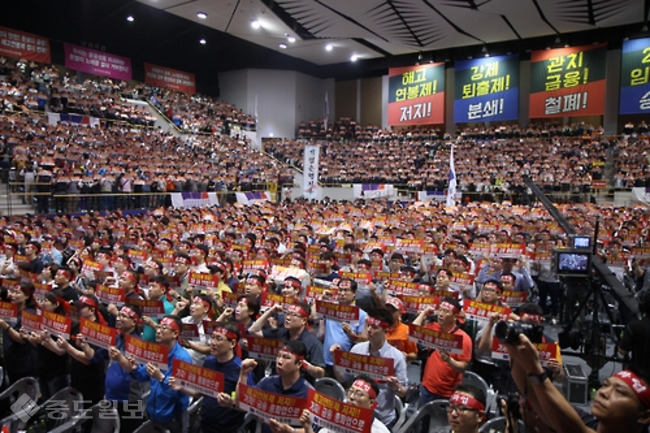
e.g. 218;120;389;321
388;63;445;126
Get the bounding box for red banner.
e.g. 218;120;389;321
315;301;360;323
0;301;17;324
79;317;118;350
305;286;338;303
306;388;373;433
172;359;224;398
462;299;512;322
388;63;445;126
260;293;296;312
491;339;558;366
500;290;528;307
408;324;464;354
397;295;440;313
337;272;372;285
127;299;165;318
21;310;42;333
96;284;126;305
144;63;196;94
42;310;72;340
246;336;285;362
188;272;220;289
124;334;169;369
332;349;395;381
0;27;50;63
237;382;307;426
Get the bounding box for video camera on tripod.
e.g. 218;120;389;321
553;234;593;278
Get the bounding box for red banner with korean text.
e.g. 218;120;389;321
306;388;373;433
0;27;50;63
21;310;42;333
42;310;72;340
491;339;558;366
171;359;224;398
408;324;464;354
388;63;445;126
462;299;512;322
315;301;360;323
144;63;196;94
529;44;606;118
237;382;307;426
124;334;169;369
246;336;285;362
79;317;118;350
332;349;395;381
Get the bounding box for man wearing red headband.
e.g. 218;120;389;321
53;266;80;302
413;296;473;429
446;384;487;433
112;315;193;431
331;308;408;430
180;294;213;365
249;301;325;383
506;334;650;433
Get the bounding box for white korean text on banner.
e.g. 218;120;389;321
303;145;321;199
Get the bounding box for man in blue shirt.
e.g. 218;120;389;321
112;315;192;431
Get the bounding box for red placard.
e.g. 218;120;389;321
395;239;425;253
492;243;526;259
124;334;169;369
306;388;373;433
315;301;360;323
386;280;426;297
491;339;558;366
237;382;307;426
0;26;51;63
305;286;338;303
96;284;126;305
144;63;196;94
181;323;200;341
171;359;224;398
222;292;240;308
332;349;395;381
450;273;475;293
373;272;401;282
42;310;72;340
246;336;285;362
500;290;528;307
408;323;464;354
33;282;52;300
21;310;42;333
260;293;296;312
338;271;372;285
127;250;147;264
127;299;165;318
79;317;118;350
397;295;440;313
242;260;269;273
188;272;220;289
462;299;512;322
0;301;17;324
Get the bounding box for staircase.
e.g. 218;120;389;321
0;182;35;216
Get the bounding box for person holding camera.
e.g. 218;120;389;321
505;333;650;433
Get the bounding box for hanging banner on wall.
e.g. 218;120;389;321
454;55;518;122
388;63;445;126
0;27;50;63
620;38;650;114
529;43;606;118
64;43;132;81
144;63;196;94
303;145;321;200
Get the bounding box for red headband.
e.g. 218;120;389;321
160;317;181;332
287;304;309;318
122;272;138;285
440;301;460;314
115;256;129;265
450;392;485;412
352;379;377;399
213;327;238;341
193;296;212;312
283;280;301;290
279;346;304;361
120;306;140;321
175;256;191;264
613;370;650;408
57;269;72;280
366;316;390;331
78;295;98;310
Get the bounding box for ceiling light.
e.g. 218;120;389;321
197;12;207;19
287;35;296;43
126;15;135;22
199;38;206;45
279;43;287;49
325;43;333;52
251;20;261;29
350;55;358;62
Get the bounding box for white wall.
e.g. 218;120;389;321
218;69;334;140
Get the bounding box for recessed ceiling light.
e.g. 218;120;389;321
350;55;358;62
197;12;207;19
287;36;296;43
325;43;333;52
199;38;207;45
251;20;261;29
279;43;287;49
126;15;135;22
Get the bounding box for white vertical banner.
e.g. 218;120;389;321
324;91;329;132
303;145;321;200
446;145;457;208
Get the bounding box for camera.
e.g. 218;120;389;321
494;320;544;344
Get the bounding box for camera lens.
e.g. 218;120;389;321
495;320;521;344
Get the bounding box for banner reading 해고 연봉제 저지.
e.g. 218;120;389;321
388;63;445;126
454;55;519;123
529;43;606;118
620;38;650;114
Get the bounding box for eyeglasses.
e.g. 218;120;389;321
482;287;497;292
346;388;369;399
446;405;477;415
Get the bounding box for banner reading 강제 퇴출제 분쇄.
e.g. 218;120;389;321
454;55;518;123
388;63;445;126
529;44;606;118
620;38;650;114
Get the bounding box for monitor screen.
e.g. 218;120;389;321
573;236;591;249
557;252;591;274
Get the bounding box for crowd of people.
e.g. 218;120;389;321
0;197;645;432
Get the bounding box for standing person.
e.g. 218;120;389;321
618;291;650;374
179;294;214;365
169;323;246;433
141;275;175;342
331;308;408;430
111;315;193;431
384;297;418;360
0;280;38;383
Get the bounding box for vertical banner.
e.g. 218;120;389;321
388;63;445;126
303;145;321;200
454;55;519;122
64;43;132;81
0;27;50;63
620;38;650;114
529;44;606;118
446;145;456;208
144;63;196;94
